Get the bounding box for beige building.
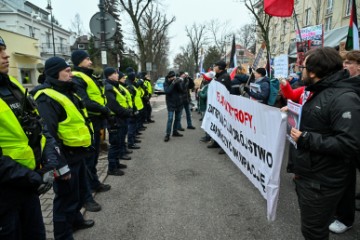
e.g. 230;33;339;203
0;29;42;86
255;0;357;66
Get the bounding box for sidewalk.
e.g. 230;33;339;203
40;152;109;239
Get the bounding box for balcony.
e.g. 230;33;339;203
41;43;71;56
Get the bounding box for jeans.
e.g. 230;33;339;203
53;160;87;240
0;193;45;240
166;109;181;135
180;101;193;128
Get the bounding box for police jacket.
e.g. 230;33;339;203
104;79;132;127
293;70;360;187
71;66;109;119
32;76;94;163
215;70;231;92
0;73;65;214
125;79;144;111
164;76;184;111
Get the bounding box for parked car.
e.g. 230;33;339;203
154;77;165;94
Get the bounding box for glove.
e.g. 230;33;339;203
243;85;250;93
37;170;55;195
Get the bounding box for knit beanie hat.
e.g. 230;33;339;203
167;71;176;78
118;71;125;80
71;50;89;66
45;57;69;79
127;72;135;82
255;68;267;77
125;67;135;74
0;36;6;48
214;60;226;70
104;67;117;78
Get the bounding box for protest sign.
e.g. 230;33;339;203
286;100;302;148
273;54;288;78
201;81;287;221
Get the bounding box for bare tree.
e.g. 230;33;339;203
237;21;256;51
173;44;195;75
185;23;207;73
207;19;232;56
70;13;84;38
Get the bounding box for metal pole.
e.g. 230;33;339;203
99;0;107;71
47;0;56;56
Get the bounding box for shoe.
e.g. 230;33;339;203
187;126;196;129
139;128;146;131
120;155;131;160
164;135;170;142
84;200;101;212
147;119;155;123
94;183;111;192
218;149;225;154
199;118;203;121
200;137;211;142
172;131;183;137
128;144;140;149
356;192;360;200
356;200;360;211
107;169;125;176
329;220;352;234
178;127;185;131
207;142;220;148
118;163;127;169
136;132;142;135
73;219;95;232
134;139;142;143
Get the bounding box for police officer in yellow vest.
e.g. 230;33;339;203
70;50;111;197
33;57;96;239
140;71;155;123
0;37;70;239
104;68;133;176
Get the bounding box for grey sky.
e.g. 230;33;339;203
30;0;252;63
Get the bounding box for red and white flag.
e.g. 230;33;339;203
264;0;294;17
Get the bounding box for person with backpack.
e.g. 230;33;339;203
243;67;270;105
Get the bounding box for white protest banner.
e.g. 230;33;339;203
201;81;287;221
273;54;289;78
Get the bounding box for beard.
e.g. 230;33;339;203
302;75;316;86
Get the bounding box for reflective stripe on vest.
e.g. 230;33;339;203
112;86;131;110
34;89;92;147
72;71;107;115
119;84;133;108
0;76;45;170
133;86;144;110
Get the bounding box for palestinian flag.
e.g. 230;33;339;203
345;0;360;50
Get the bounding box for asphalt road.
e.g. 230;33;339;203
75;94;360;240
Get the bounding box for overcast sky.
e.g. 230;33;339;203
30;0;252;64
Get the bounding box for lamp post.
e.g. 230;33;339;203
46;0;56;56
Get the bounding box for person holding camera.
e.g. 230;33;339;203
178;71;196;130
33;56;98;239
164;71;184;142
0;36;70;240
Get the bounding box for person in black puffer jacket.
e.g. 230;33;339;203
230;65;249;96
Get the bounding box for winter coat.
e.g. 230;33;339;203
198;83;209;112
230;73;248;95
293;70;360;187
215;70;231;92
248;77;270;104
164;77;184;111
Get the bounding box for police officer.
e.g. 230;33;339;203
104;68;133;176
139;71;155;123
33;57;96;239
0;37;70;239
70;50;111;195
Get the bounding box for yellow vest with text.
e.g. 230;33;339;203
34;89;92;147
111;85;132;112
119;84;133;108
72;71;107;115
0;76;46;170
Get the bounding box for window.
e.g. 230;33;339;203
325;16;332;31
326;0;333;14
46;32;51;48
305;8;311;26
345;0;352;16
280;42;285;52
282;20;287;35
78;44;85;49
28;25;34;38
20;69;32;85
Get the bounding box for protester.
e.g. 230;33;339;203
213;60;231;91
244;67;270;104
163;71;184;142
290;47;360;239
198;71;214;142
0;36;69;240
33;56;95;239
178;71;196;130
230;65;248;95
104;68;133;176
328;49;360;234
71;50;111;198
287;73;301;89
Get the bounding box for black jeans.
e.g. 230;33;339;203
294;176;350;240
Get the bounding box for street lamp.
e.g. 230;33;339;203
46;0;56;56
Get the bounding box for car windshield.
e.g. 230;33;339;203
156;78;165;84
